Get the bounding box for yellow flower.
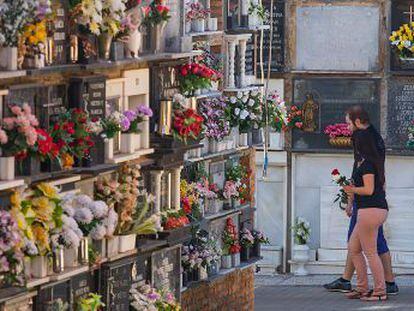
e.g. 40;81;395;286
32;197;54;223
10;191;21;207
89;22;100;35
26;227;34;241
32;224;50;254
37;183;59;199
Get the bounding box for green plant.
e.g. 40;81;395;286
226;164;246;183
76;293;105;311
291;217;311;245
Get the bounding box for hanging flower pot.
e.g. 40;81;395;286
98;33;113;60
0;47;18;71
118;234;137;253
120;133;135;154
0;156;15;181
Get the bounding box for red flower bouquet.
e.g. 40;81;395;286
162;211;190;230
324;123;352;148
142;0;171;27
222;218;241;255
33;128;59;161
178;62;222;96
172;107;204;144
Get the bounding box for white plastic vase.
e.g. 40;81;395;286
293;244;310;276
133;133;141;151
120;133;135;154
207;18;218;31
239;133;248;146
64;247;79;268
118;234;137;253
221;255;232;269
31;256;48;278
0;156;15;180
105;138;114;160
192;19;205;32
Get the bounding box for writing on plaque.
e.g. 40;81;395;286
292;79;380;150
104;261;134;311
387;78;414;149
151;245;181;300
260;0;285;73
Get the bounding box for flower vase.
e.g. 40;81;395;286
232;198;241;208
239;133;248;146
223;198;232;210
31;256;48;278
126;29;142;58
106;236;119;258
251;241;261;258
207;18;218;31
199;266;208;280
192;19;205;32
79;237;89;265
207;261;220;276
293;244;310;276
221;255;232;269
118;234;136;253
0;47;18;71
15;157;40;177
185;21;192;34
105;138;114;161
110;41;125;61
192;268;200;282
0;156;15;180
240;246;250;262
231;253;241;267
149;22;166;54
231;127;239;147
120;133;135;154
64;247;79;268
209;139;218;153
182;270;189;287
52;248;65;273
92;239;106;260
133;133;141;151
23;257;31;279
98;33;113;61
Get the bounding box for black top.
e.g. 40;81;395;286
352;160;388;210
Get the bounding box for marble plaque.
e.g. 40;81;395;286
296;5;380;71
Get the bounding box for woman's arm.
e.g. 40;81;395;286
343;174;375;196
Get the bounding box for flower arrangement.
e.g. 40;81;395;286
141;0;171;27
100;111;124;140
100;0;127;37
292;217;311;245
240;228;255;248
69;0;104;35
33;128;60;162
222;218;240;255
76;293;105;311
248;2;269;23
13;183;64;257
324;123;352;139
286;105;303;130
121;105;153;134
199;97;230;141
195;178;218;200
389;23;414;59
0;210;25;286
162;211;190;231
266;92;288;132
178;62;222;96
63;193;118;240
222;180;240;200
0;0;39;47
130;283;180;311
185;2;210;22
331;168;352;210
180;180;201;219
226;91;263;133
172;107;204;144
252;230;270;245
0;104;39;160
407;122;414;148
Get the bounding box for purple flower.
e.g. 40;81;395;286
136;105;153;118
120;117;131;132
123;110;137;122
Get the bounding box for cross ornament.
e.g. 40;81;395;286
404;5;414;24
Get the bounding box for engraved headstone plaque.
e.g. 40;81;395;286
292;79;380;150
296;5;380;71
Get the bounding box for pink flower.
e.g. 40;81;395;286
2;118;15;130
10;105;22;116
0;128;8;144
22;103;32;115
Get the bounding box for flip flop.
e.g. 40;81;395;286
360;294;388;302
345;290;369;299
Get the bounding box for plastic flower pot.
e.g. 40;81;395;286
31;256;48;279
293;244;310;276
191;19;205;32
105;138;114;161
118;234;137;253
64;247;79;268
221;255;232;269
231;253;241;267
207;17;218;31
106;236;119;258
0;156;15;181
53;248;65;273
133;133;141;151
120;133;135;154
0;47;18;71
239;133;248;146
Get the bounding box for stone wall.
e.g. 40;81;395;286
181;266;255;311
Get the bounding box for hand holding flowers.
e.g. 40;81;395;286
331;168;353;210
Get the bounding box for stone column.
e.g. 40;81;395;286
171;166;183;210
239;38;247;87
228;40;236;89
151;170;163;214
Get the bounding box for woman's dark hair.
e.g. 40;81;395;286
347;105;370;125
353;129;386;186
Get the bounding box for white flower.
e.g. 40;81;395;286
242;96;249;103
404;40;412;48
248;99;255;107
251;90;258;97
237;92;243;99
173;93;187;107
234;108;240;116
230;97;237;104
240;110;249;120
74;207;94;224
73;194;93;208
90;224;106;240
89;200;109;219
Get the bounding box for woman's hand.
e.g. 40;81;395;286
343;185;356;196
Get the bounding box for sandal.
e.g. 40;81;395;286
360;294;388;302
345;290;369;299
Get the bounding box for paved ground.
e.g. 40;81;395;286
254;275;414;311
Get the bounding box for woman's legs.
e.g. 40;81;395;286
348;224;368;294
358;209;388;296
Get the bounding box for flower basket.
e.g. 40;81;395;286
329;136;352;148
118;234;137;253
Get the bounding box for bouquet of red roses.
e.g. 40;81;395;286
178;62;222;96
331;168;352;210
222;218;241;255
172;107;203;144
